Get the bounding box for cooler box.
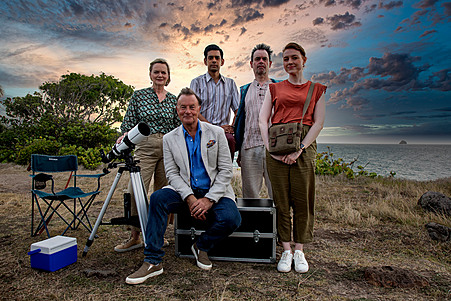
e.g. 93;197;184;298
28;236;77;272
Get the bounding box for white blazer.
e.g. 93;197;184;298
162;120;235;202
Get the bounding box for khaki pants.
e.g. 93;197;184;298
240;145;272;199
129;134;167;228
266;127;317;244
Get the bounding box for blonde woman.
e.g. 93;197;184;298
114;58;180;252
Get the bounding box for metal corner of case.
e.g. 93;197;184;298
270;257;276;264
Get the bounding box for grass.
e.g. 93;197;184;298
0;163;450;300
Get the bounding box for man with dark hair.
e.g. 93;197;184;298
203;44;224;59
125;87;241;285
190;44;240;159
234;43;279;198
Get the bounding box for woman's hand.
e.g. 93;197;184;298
270;154;284;162
271;150;303;165
285;149;303;165
116;132;127;144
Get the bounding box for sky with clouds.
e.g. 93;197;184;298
1;0;450;144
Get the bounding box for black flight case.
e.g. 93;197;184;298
174;198;277;263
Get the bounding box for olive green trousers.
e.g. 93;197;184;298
266;135;316;244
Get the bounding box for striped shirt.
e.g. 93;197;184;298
120;87;180;134
190;73;239;126
243;80;270;149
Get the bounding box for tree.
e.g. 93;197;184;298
0;85;4;97
2;72;133;127
2;92;45;126
0;72;134;167
39;73;134;126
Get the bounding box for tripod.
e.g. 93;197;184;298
82;152;149;257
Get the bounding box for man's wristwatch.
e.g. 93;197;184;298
300;143;306;151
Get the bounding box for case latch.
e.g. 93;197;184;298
253;230;261;243
190;227;196;240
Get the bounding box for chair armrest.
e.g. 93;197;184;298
74;173;107;178
74;173;107;192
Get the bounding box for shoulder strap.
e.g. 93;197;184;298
300;82;315;125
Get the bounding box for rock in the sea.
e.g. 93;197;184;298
425;222;450;242
418;191;451;216
399;140;407;144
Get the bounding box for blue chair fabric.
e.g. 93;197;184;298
30;154;105;237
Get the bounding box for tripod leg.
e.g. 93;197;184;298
82;171;123;257
130;171;149;246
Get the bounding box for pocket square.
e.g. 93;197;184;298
207;140;216;148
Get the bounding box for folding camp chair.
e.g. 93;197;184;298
30;154;106;237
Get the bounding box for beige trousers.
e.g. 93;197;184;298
128;133;167;229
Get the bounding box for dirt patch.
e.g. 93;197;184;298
0;163;30;193
364;265;429;288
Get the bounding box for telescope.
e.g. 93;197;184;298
101;122;151;163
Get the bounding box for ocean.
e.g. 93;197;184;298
316;144;451;181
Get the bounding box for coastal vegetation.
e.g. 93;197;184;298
0;72;133;168
315;147;393;179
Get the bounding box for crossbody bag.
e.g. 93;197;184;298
268;82;315;155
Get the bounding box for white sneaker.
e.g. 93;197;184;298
277;250;293;273
293;250;309;273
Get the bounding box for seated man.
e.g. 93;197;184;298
126;87;241;285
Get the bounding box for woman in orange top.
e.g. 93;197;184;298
259;42;326;273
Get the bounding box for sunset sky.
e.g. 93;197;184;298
1;0;450;144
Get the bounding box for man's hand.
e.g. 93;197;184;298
187;196;213;221
220;124;234;133
236;152;241;167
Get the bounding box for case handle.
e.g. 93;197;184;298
27;248;41;255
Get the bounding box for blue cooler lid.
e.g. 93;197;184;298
30;236;77;255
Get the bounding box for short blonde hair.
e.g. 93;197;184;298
149;58;171;86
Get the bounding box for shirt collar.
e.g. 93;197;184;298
182;121;202;139
251;78;271;87
205;72;225;83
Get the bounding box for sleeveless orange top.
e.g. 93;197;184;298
269;80;326;126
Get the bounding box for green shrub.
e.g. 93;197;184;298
315;148;355;178
78;147;109;170
315;147;384;179
15;138;61;165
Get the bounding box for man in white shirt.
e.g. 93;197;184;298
190;44;240;159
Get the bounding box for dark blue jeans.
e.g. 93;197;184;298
143;188;241;265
